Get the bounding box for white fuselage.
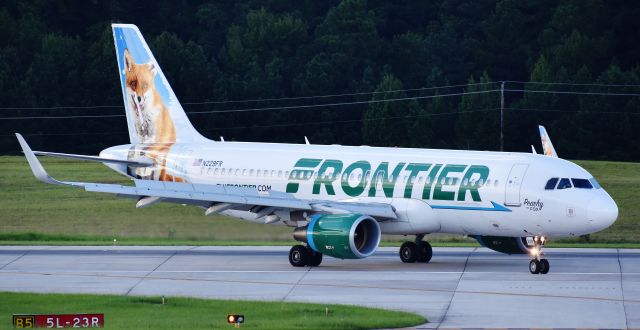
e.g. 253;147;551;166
102;141;618;238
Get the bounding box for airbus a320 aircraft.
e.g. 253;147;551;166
16;24;618;274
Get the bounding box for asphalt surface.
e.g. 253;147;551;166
0;246;638;328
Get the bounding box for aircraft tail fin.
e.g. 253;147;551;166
111;24;206;145
538;125;558;157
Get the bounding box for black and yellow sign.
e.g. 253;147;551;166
13;315;35;328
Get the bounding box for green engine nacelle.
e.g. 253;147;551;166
293;214;381;259
473;235;535;255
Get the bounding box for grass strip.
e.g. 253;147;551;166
0;292;426;329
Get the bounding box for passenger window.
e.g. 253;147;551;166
278;170;282;178
545;178;559;190
214;168;220;176
572;178;593;189
285;171;290;178
557;178;572;190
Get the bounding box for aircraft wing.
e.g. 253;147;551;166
33;151;153;167
17;133;397;221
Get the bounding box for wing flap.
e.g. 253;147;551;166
309;201;397;219
84;180;312;210
33;151;153;167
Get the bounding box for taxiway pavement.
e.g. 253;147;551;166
0;246;638;328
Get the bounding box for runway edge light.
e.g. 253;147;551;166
227;314;244;327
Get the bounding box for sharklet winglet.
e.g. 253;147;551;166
15;133;85;187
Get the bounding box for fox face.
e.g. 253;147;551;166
123;48;160;143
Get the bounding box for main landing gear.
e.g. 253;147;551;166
528;236;550;274
399;235;432;263
289;245;323;267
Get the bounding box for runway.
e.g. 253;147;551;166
1;246;638;328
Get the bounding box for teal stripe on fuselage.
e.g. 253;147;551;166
430;201;511;212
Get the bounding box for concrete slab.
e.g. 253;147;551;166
0;246;636;328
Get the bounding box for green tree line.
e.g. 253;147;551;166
0;0;639;161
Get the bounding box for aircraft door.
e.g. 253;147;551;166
504;163;529;206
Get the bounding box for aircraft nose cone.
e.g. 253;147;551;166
588;195;618;232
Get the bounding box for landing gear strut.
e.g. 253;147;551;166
289;244;323;267
399;235;432;263
528;236;549;274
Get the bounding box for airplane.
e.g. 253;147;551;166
16;24;618;274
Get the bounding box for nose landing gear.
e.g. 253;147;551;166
529;236;549;274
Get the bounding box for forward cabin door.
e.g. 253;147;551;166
504;164;529;206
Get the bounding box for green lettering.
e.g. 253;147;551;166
404;163;431;198
432;164;467;201
457;165;490;201
286;158;322;193
368;162;406;197
341;161;371;197
422;164;442;199
312;159;343;195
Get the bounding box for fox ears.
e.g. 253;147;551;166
123;48;157;75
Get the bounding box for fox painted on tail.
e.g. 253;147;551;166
123;48;175;144
116;29;188;182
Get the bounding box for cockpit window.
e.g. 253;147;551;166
589;177;602;189
556;178;572;190
571;178;593;189
544;178;559;190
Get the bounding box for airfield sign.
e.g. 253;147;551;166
12;314;104;328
